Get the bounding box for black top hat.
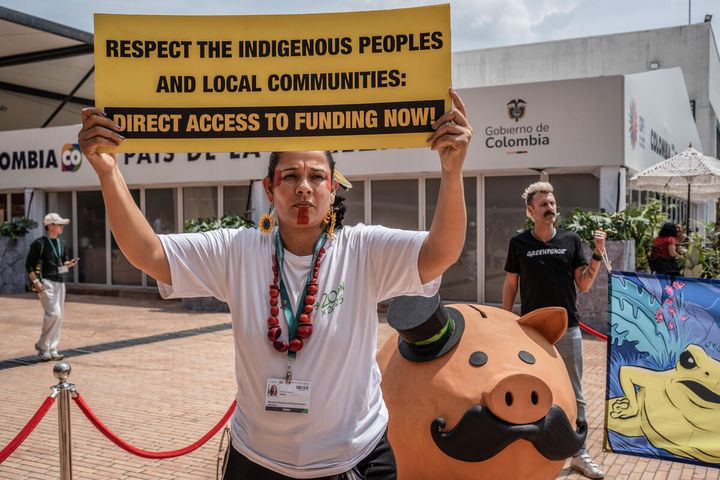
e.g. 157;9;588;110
387;293;465;362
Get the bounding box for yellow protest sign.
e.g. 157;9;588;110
93;5;451;153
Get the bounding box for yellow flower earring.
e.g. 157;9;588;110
323;207;336;238
259;204;274;235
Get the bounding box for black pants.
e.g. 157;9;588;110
650;256;680;276
222;430;397;480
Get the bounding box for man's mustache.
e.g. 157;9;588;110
430;404;587;462
544;211;556;218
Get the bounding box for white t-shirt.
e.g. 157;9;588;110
158;224;439;478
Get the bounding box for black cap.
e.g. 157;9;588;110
387;294;465;362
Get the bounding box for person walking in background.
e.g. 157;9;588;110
649;222;682;276
502;181;606;479
25;212;77;361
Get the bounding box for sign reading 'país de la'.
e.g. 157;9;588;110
94;5;451;153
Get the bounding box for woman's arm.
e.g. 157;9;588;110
78;108;172;284
418;89;473;283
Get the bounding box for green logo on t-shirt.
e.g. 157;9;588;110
316;281;345;315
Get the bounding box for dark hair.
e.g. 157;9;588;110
266;151;345;230
658;222;678;238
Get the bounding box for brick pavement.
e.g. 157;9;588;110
0;293;717;479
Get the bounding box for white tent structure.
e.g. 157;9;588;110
630;147;720;231
0;6;94;131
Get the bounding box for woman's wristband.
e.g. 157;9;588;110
592;251;603;261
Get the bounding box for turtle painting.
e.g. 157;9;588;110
606;273;720;466
607;344;720;463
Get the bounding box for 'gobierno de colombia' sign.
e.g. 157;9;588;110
94;5;451;153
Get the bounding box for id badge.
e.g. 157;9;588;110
58;265;69;274
265;378;311;414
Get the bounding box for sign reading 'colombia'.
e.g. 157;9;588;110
482;99;551;155
94;6;451;153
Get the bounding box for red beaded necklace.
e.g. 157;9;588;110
267;236;326;354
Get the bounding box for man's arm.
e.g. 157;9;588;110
574;230;606;292
25;240;39;277
78;108;171;284
60;240;77;269
25;240;45;292
502;272;519;312
574;259;601;292
418;89;473;284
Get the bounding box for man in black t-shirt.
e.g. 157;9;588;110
502;182;606;479
25;212;77;361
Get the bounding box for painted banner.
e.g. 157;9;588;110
605;272;720;467
94;5;451;153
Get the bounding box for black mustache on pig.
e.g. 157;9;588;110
430;403;587;462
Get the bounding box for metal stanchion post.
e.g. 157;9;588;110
52;362;75;480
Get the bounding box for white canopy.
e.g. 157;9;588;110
0;6;94;131
630;147;720;201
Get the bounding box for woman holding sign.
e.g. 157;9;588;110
77;88;472;480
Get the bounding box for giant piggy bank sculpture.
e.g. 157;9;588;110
377;295;586;480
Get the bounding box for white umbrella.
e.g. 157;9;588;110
630;147;720;232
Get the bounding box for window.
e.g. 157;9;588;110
484;175;538;304
146;188;178;234
339;180;364;226
183;186;218;226
371;179;418;230
111;190;142;285
426;177;477;301
547;174;599;214
0;194;7;222
223;185;251;217
10;192;24;219
145;188;178;286
77;191;106;284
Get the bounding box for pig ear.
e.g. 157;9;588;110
518;307;568;345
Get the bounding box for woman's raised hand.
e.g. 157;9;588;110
78;107;125;175
426;88;473;175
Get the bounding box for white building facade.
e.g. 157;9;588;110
0;67;702;303
2;19;718;302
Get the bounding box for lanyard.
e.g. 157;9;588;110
274;231;327;360
46;236;62;260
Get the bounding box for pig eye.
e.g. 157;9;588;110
469;351;488;367
518;351;535;364
679;350;697;370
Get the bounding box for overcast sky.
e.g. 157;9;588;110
0;0;718;52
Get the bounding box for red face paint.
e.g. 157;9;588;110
297;207;310;225
326;171;332;190
273;170;282;187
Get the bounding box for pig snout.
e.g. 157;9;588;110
483;373;553;425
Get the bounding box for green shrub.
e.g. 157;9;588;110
0;216;39;242
683;225;720;279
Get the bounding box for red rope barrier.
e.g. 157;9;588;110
0;396;56;464
579;321;608;341
73;394;236;459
